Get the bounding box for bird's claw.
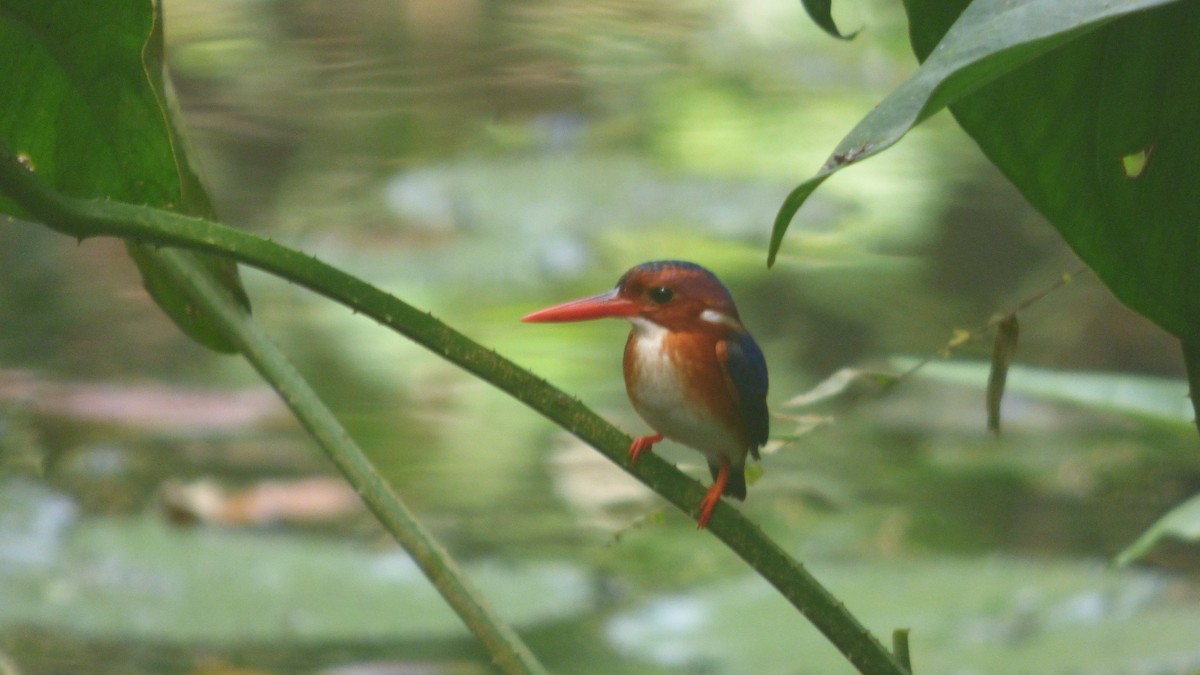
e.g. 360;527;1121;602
696;489;721;530
628;433;663;466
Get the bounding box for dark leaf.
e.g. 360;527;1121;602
909;0;1200;339
987;314;1019;435
800;0;860;40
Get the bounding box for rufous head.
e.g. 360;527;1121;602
522;260;743;332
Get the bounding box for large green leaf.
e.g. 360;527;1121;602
773;0;1196;339
0;0;248;352
905;0;1200;339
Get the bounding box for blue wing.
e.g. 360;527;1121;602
720;330;770;456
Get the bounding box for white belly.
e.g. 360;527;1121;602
626;320;740;463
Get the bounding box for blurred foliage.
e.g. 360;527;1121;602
2;0;1200;672
1117;493;1200;567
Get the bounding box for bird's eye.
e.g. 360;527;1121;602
647;286;674;304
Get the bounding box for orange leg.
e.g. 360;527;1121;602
696;461;729;530
628;433;663;466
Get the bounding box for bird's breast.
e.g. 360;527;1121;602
623;319;743;463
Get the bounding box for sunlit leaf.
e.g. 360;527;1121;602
745;462;764;486
1114;493;1200;567
947;329;972;348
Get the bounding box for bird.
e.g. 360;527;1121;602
522;260;769;529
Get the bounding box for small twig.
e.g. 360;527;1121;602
895;267;1088;384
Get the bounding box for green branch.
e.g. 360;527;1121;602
0;150;909;675
145;247;547;674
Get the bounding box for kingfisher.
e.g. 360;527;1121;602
523;260;769;529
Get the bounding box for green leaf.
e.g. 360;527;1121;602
0;0;248;352
139;0;221;221
1114;493;1200;567
768;0;1181;268
908;0;1200;339
125;243;250;352
800;0;859;41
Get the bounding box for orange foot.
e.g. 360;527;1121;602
628;433;663;466
696;462;730;530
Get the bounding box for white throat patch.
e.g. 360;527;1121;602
628;316;665;337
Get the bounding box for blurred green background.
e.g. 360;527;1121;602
2;0;1199;673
